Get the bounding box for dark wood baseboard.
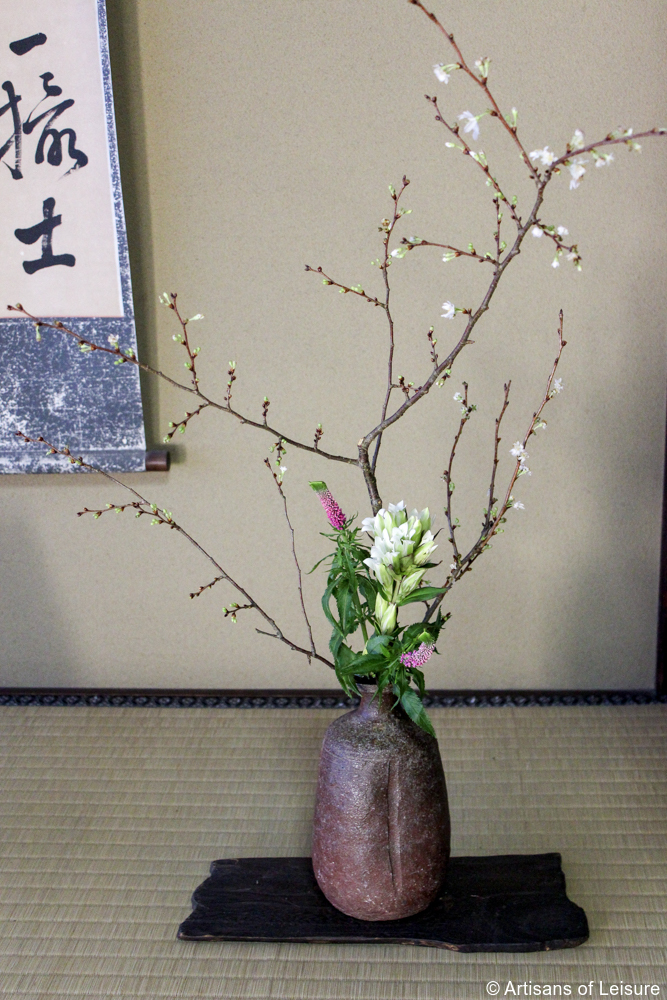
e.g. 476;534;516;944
0;687;663;708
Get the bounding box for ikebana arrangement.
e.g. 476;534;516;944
10;1;664;923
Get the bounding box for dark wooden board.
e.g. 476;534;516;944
178;853;588;952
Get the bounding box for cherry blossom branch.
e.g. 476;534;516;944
482;380;511;536
547;129;666;173
6;305;357;468
264;459;316;660
15;431;335;669
442;382;476;563
409;0;540;182
160;292;202;388
427;96;523;229
164;403;210;443
422;312;566;622
372;175;411;473
304;266;386;308
404;238;496;265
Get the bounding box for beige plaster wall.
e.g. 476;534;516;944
1;0;666;691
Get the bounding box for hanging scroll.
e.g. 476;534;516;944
0;0;146;473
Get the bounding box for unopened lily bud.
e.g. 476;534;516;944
396;567;426;600
375;595;397;634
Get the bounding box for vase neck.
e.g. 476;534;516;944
357;685;394;718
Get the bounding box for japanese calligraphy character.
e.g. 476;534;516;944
14;197;76;274
0;80;22;179
9;33;47;57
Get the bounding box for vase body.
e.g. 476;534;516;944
312;686;450;921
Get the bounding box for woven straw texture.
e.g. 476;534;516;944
0;705;665;999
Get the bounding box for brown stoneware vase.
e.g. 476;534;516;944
312;684;450;921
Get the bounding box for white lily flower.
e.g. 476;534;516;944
441;301;456;320
458;111;480;142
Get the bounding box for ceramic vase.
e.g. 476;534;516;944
312;684;450;921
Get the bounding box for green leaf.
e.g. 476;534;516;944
337;653;389;676
335;579;356;634
397;586;449;607
366;633;392;656
399;687;435;737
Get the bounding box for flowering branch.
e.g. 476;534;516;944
6;304;357;468
265;459;316;660
409;0;540;181
304;266;386;308
442;383;477;563
14;431;334;669
423;311;566;622
405;238;497;265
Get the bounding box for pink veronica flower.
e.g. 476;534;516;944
309;481;346;530
399;642;435;670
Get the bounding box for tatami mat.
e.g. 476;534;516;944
0;705;665;999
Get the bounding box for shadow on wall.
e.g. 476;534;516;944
0;519;79;686
106;1;159;450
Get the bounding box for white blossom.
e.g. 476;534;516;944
510;441;528;462
441;301;456;319
568;157;587;189
453;392;464;402
279;465;287;474
551;257;560;268
107;334;119;346
458;111;480;142
433;64;450;83
532;226;543;238
551;378;564;394
595;152;614;168
512;500;526;510
529;146;557;167
557;226;569;237
570;129;585;150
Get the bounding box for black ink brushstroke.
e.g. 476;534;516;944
15;197;76;273
0;80;23;178
24;98;88;171
9;34;47;57
40;73;62;98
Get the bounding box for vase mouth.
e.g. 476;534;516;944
353;674;377;687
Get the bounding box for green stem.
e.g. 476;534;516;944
342;540;369;645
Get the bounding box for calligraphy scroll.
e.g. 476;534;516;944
0;0;146;473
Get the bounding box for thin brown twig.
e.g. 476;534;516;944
16;431;334;669
371;175;410;473
423;311;567;622
428;95;523;229
6;305;357;468
304;266;386;308
264;459;316;659
483;381;511;535
442;383;475;563
406;238;496;265
409;0;540;182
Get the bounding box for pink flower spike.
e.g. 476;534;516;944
309;481;346;530
399;642;435;670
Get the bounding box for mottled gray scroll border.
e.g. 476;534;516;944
0;0;146;474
